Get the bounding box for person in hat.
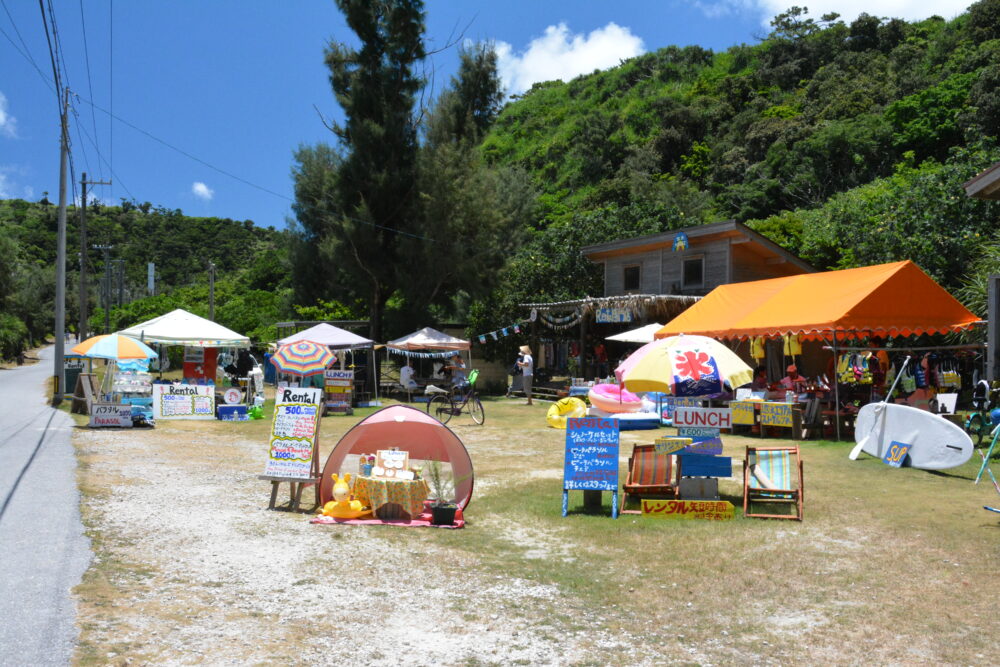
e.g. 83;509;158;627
517;345;534;405
780;364;805;393
444;354;468;391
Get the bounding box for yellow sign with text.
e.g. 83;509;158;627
730;401;756;425
641;499;735;521
760;402;794;428
653;437;692;454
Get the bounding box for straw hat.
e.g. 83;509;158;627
786;364;797;373
519;345;532;355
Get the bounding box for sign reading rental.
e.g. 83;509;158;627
673;407;731;430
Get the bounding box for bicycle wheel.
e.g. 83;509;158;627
428;394;454;424
468;395;485;425
968;414;985;447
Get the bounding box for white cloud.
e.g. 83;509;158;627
693;0;972;25
0;91;17;138
0;172;11;198
496;22;645;95
191;181;214;201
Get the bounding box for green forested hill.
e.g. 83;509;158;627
0;198;291;355
468;4;1000;341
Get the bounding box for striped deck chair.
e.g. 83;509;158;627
620;444;679;515
743;445;804;520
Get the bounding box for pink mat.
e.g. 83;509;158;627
310;504;465;529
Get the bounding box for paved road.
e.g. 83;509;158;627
0;347;92;666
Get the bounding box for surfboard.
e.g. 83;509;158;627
854;402;972;470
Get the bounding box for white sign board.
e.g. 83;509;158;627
673;407;732;430
89;403;132;428
152;384;215;420
263;386;323;479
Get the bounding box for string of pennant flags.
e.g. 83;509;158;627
476;322;526;345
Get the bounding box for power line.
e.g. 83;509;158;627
72;99;133;200
78;0;104;182
38;0;62;112
0;0;52;92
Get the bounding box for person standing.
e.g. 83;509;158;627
517;345;534;405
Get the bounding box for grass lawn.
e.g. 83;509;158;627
69;392;1000;665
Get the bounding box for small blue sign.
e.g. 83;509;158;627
673;231;690;252
883;440;911;468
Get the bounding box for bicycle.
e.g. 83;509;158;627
427;369;485;425
964;380;1000;447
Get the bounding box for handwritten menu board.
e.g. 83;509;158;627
89;403;132;428
730;400;756;426
641;499;735;521
152;384;215;421
263;387;323;479
563;417;619;518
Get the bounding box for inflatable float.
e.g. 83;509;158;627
588;407;661;430
588;383;642;413
546;397;588;429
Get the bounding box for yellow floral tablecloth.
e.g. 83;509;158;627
354;476;429;519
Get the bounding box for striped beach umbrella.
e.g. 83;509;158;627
270;341;336;376
71;333;157;360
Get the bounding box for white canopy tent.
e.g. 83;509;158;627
277;322;373;349
605;323;665;344
277;322;378;402
118;308;250;348
387;327;470;352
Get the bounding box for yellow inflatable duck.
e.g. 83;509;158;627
318;473;371;519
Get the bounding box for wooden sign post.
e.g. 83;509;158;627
562;416;620;518
258;386;323;512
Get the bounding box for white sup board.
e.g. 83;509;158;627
854;402;972;470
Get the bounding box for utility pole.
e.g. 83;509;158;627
117;259;125;306
53;87;70;405
95;244;113;333
78;172;111;342
208;261;216;321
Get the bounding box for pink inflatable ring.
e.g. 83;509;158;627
587;383;643;413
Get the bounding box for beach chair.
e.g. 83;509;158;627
620;444;679;514
743;445;804;521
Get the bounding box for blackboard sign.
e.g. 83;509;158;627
562;416;619;518
263;386;323;479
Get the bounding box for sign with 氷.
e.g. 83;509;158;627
641;499;734;520
563;417;620;518
152;384;215;420
263;387;323;479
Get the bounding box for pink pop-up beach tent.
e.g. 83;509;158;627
319;405;474;509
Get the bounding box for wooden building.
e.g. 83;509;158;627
581;220;814;298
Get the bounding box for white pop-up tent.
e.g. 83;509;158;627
277;323;373;349
387;327;470;352
118;308;250;347
278;323;378;402
605;323;665;344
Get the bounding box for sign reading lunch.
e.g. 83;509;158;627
563;417;620;491
263;387;323;479
152;383;215;421
673;407;732;430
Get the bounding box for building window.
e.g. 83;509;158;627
623;265;641;291
683;256;704;288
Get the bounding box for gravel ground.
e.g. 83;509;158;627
73;423;646;665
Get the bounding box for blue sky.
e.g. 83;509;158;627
0;0;973;230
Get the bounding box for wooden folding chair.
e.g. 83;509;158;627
743;445;804;521
620;444;679;514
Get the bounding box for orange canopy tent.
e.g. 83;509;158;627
657;261;979;340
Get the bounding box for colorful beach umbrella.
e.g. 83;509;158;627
71;333;157;360
270;341;336;376
615;334;753;396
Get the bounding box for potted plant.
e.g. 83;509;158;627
424;460;458;525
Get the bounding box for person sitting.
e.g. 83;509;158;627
444;355;468;392
400;359;418;391
750;367;769;392
780;364;807;393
